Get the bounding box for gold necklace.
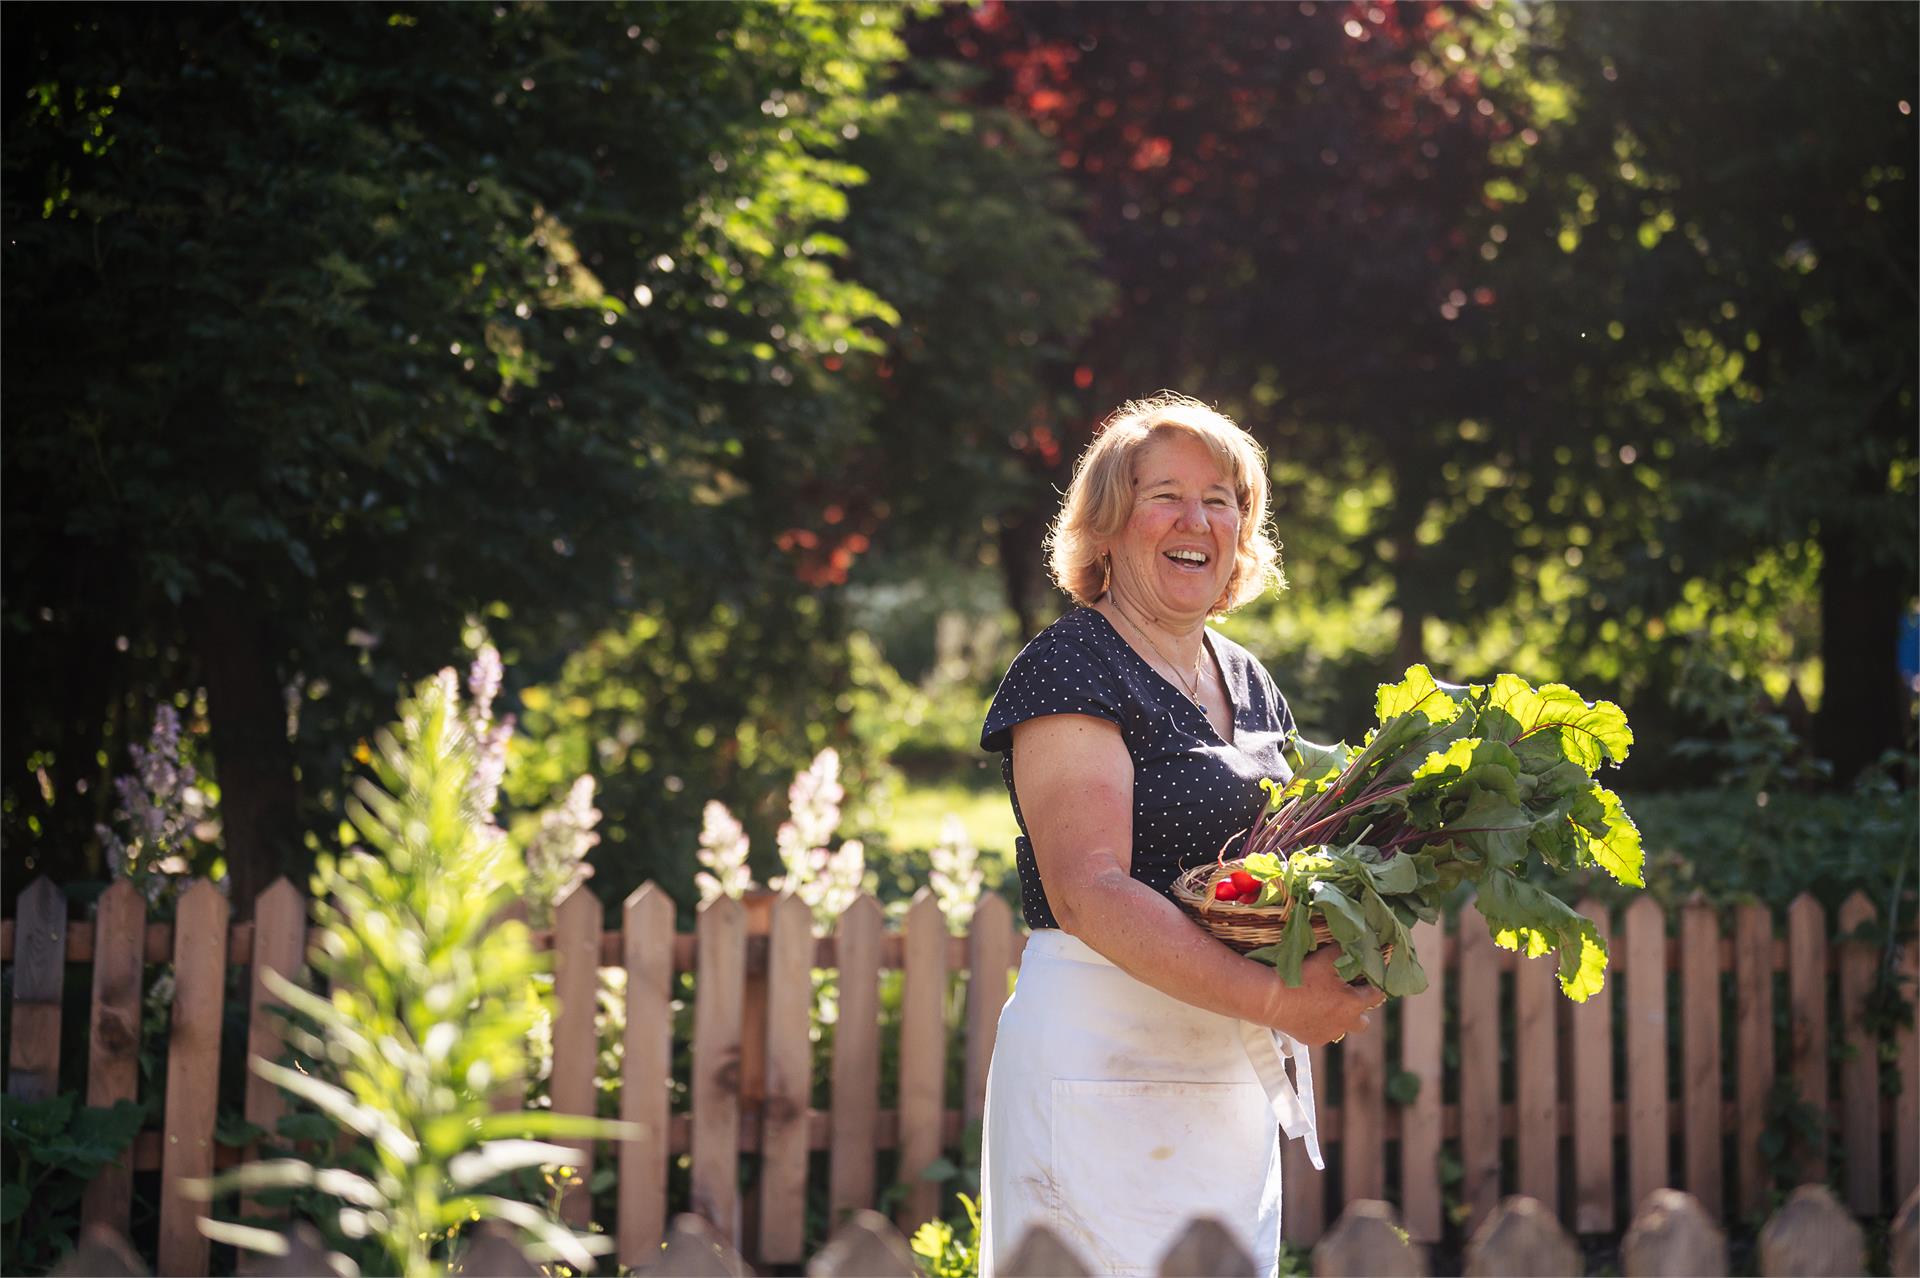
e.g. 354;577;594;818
1111;599;1208;712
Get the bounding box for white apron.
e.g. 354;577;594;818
978;930;1322;1278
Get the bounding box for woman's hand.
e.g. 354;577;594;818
1252;946;1383;1046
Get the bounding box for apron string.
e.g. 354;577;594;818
1239;1020;1324;1171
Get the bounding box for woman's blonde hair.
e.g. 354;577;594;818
1045;392;1283;613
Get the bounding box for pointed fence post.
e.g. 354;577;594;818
1314;1200;1426;1277
619;881;676;1270
1621;1188;1726;1277
1157;1217;1255;1277
242;877;306;1224
82;879;147;1235
549;884;603;1229
829;894;884;1224
1756;1183;1865;1277
158;879;229;1277
640;1214;753;1278
805;1210;919;1277
895;890;949;1232
689;895;747;1247
7;876;68;1100
758;891;815;1263
1001;1223;1093;1277
1463;1195;1580;1278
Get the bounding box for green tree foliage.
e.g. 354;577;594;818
1;3;907;900
1470;1;1917;781
500;65;1107;894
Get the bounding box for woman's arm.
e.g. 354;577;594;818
1011;713;1378;1046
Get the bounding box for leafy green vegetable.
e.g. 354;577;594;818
1238;665;1643;1002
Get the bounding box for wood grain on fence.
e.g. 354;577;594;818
550;885;602;1229
9;877;1920;1275
1786;893;1830;1183
619;882;674;1270
1514;955;1558;1214
1620;1187;1726;1277
829;894;883;1227
1734;901;1774;1216
1463;1194;1579;1277
759;891;814;1263
1343;988;1385;1202
1571;897;1615;1234
1756;1182;1865;1277
1400;917;1445;1244
242;877;306;1223
1679;896;1722;1221
8;876;68;1101
964;892;1014;1129
1315;1199;1425;1277
1280;1040;1326;1247
1836;890;1880;1216
1458;919;1500;1232
1625;895;1669;1214
689;894;746;1246
895;890;948;1232
157;880;228;1277
81;879;146;1236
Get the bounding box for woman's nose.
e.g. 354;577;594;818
1175;498;1210;529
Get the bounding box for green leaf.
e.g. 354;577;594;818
1573;786;1644;886
447;1140;581;1189
1385;1070;1422;1105
1482;674;1633;772
1375;665;1462;726
0;1184;29;1226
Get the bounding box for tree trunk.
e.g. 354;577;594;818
1813;520;1909;785
192;579;301;915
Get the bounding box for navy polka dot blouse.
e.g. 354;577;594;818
980;607;1298;930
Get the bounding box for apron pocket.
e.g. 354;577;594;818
1047;1079;1275;1277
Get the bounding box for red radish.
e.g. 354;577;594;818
1212;881;1238;901
1230;870;1258;896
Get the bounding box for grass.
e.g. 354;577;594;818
865;772;1022;863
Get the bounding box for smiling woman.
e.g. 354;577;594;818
974;393;1381;1277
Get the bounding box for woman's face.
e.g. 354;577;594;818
1104;431;1242;621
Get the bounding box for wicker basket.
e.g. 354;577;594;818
1171;858;1333;956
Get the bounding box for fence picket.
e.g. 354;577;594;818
620;883;675;1270
690;894;747;1246
1620;1188;1726;1277
242;878;306;1222
1785;894;1829;1183
1315;1199;1425;1277
81;879;146;1236
1281;1041;1327;1247
1342;1001;1385;1201
550;886;603;1228
1458;919;1501;1233
759;892;814;1263
157;880;228;1277
1463;1194;1579;1277
1400;917;1445;1244
1835;891;1879;1215
964;893;1014;1130
1756;1183;1865;1277
1572;897;1616;1233
8;876;67;1100
7;877;1916;1275
1625;896;1669;1213
1679;897;1723;1219
895;891;949;1232
1733;902;1774;1217
829;894;883;1226
1514;954;1558;1214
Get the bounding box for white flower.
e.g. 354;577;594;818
929;816;984;927
695;801;754;902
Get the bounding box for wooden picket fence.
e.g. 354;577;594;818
4;876;1918;1277
46;1183;1920;1277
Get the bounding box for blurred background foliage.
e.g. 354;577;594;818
3;0;1914;923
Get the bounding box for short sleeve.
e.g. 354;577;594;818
981;630;1124;753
